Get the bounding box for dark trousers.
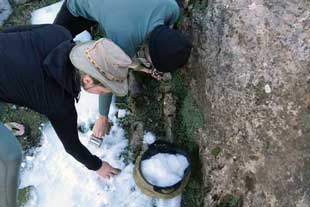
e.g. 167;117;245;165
53;1;97;37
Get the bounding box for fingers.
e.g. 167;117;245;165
92;116;109;138
97;161;122;179
110;168;121;175
104;169;121;179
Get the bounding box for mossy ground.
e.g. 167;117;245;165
118;71;204;207
2;0;59;28
0;104;46;150
173;72;204;207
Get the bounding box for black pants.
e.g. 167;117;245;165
53;1;97;37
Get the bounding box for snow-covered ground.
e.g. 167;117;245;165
18;2;183;207
20;91;155;207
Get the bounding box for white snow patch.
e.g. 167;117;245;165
31;1;91;42
141;153;189;187
20;91;154;207
143;132;156;145
117;109;127;118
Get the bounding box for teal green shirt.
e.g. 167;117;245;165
67;0;180;116
67;0;179;56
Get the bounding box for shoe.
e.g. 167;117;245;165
4;122;26;137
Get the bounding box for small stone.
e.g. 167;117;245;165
162;73;172;82
264;84;272;94
117;109;127;118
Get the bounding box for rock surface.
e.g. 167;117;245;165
0;0;12;26
182;0;310;206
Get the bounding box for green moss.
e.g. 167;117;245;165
172;72;204;207
18;186;34;207
254;80;270;105
118;72;166;138
217;194;242;207
173;72;204;152
182;180;204;207
301;114;310;132
211;147;221;157
1;104;46;150
2;0;59;29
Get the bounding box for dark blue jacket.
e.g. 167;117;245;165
0;24;101;170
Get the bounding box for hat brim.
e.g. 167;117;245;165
69;41;128;97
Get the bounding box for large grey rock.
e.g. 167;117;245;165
0;0;12;26
182;0;310;206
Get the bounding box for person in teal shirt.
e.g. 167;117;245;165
54;0;192;144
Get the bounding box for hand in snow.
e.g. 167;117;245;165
96;161;121;179
92;115;108;138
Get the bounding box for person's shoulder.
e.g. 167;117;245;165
43;24;73;40
159;0;179;8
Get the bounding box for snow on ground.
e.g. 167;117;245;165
141;153;189;187
20;91;155;207
19;2;183;207
31;0;91;42
143;132;156;145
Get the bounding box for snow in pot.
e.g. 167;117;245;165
134;140;191;199
141;153;189;187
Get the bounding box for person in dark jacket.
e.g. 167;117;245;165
0;24;131;207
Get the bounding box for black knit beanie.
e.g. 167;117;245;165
148;25;192;73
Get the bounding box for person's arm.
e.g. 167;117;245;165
49;105;102;171
92;93;112;138
53;0;97;37
165;1;180;26
49;103;120;178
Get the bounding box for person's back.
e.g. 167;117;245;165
0;24;78;116
66;0;179;56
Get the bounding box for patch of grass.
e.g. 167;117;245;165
18;186;34;207
180;94;204;148
173;72;203;152
2;0;59;29
181;179;204;206
172;71;204;207
217;194;242;207
118;72;166;138
212;147;221;157
1;104;46;150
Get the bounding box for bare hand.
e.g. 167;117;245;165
96;161;121;179
92;115;109;138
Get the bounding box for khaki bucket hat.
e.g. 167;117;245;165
70;38;132;96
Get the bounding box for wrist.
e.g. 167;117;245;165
98;115;108;121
